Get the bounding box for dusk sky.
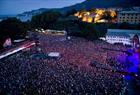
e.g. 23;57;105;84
0;0;85;15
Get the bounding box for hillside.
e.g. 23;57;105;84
17;0;140;21
61;0;140;11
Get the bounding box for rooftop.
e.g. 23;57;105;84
119;11;140;14
107;29;140;37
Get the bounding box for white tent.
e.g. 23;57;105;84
48;52;60;58
13;39;25;43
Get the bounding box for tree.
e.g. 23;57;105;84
0;18;28;49
78;22;99;40
119;22;131;29
65;9;77;17
89;8;96;13
0;18;28;40
79;9;86;13
31;11;61;29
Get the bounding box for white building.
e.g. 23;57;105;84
105;29;140;46
117;11;140;24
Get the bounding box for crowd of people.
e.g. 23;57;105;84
0;34;133;95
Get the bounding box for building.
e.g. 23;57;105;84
82;15;93;23
105;29;140;46
117;11;140;24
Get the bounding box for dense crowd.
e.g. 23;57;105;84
0;34;132;95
